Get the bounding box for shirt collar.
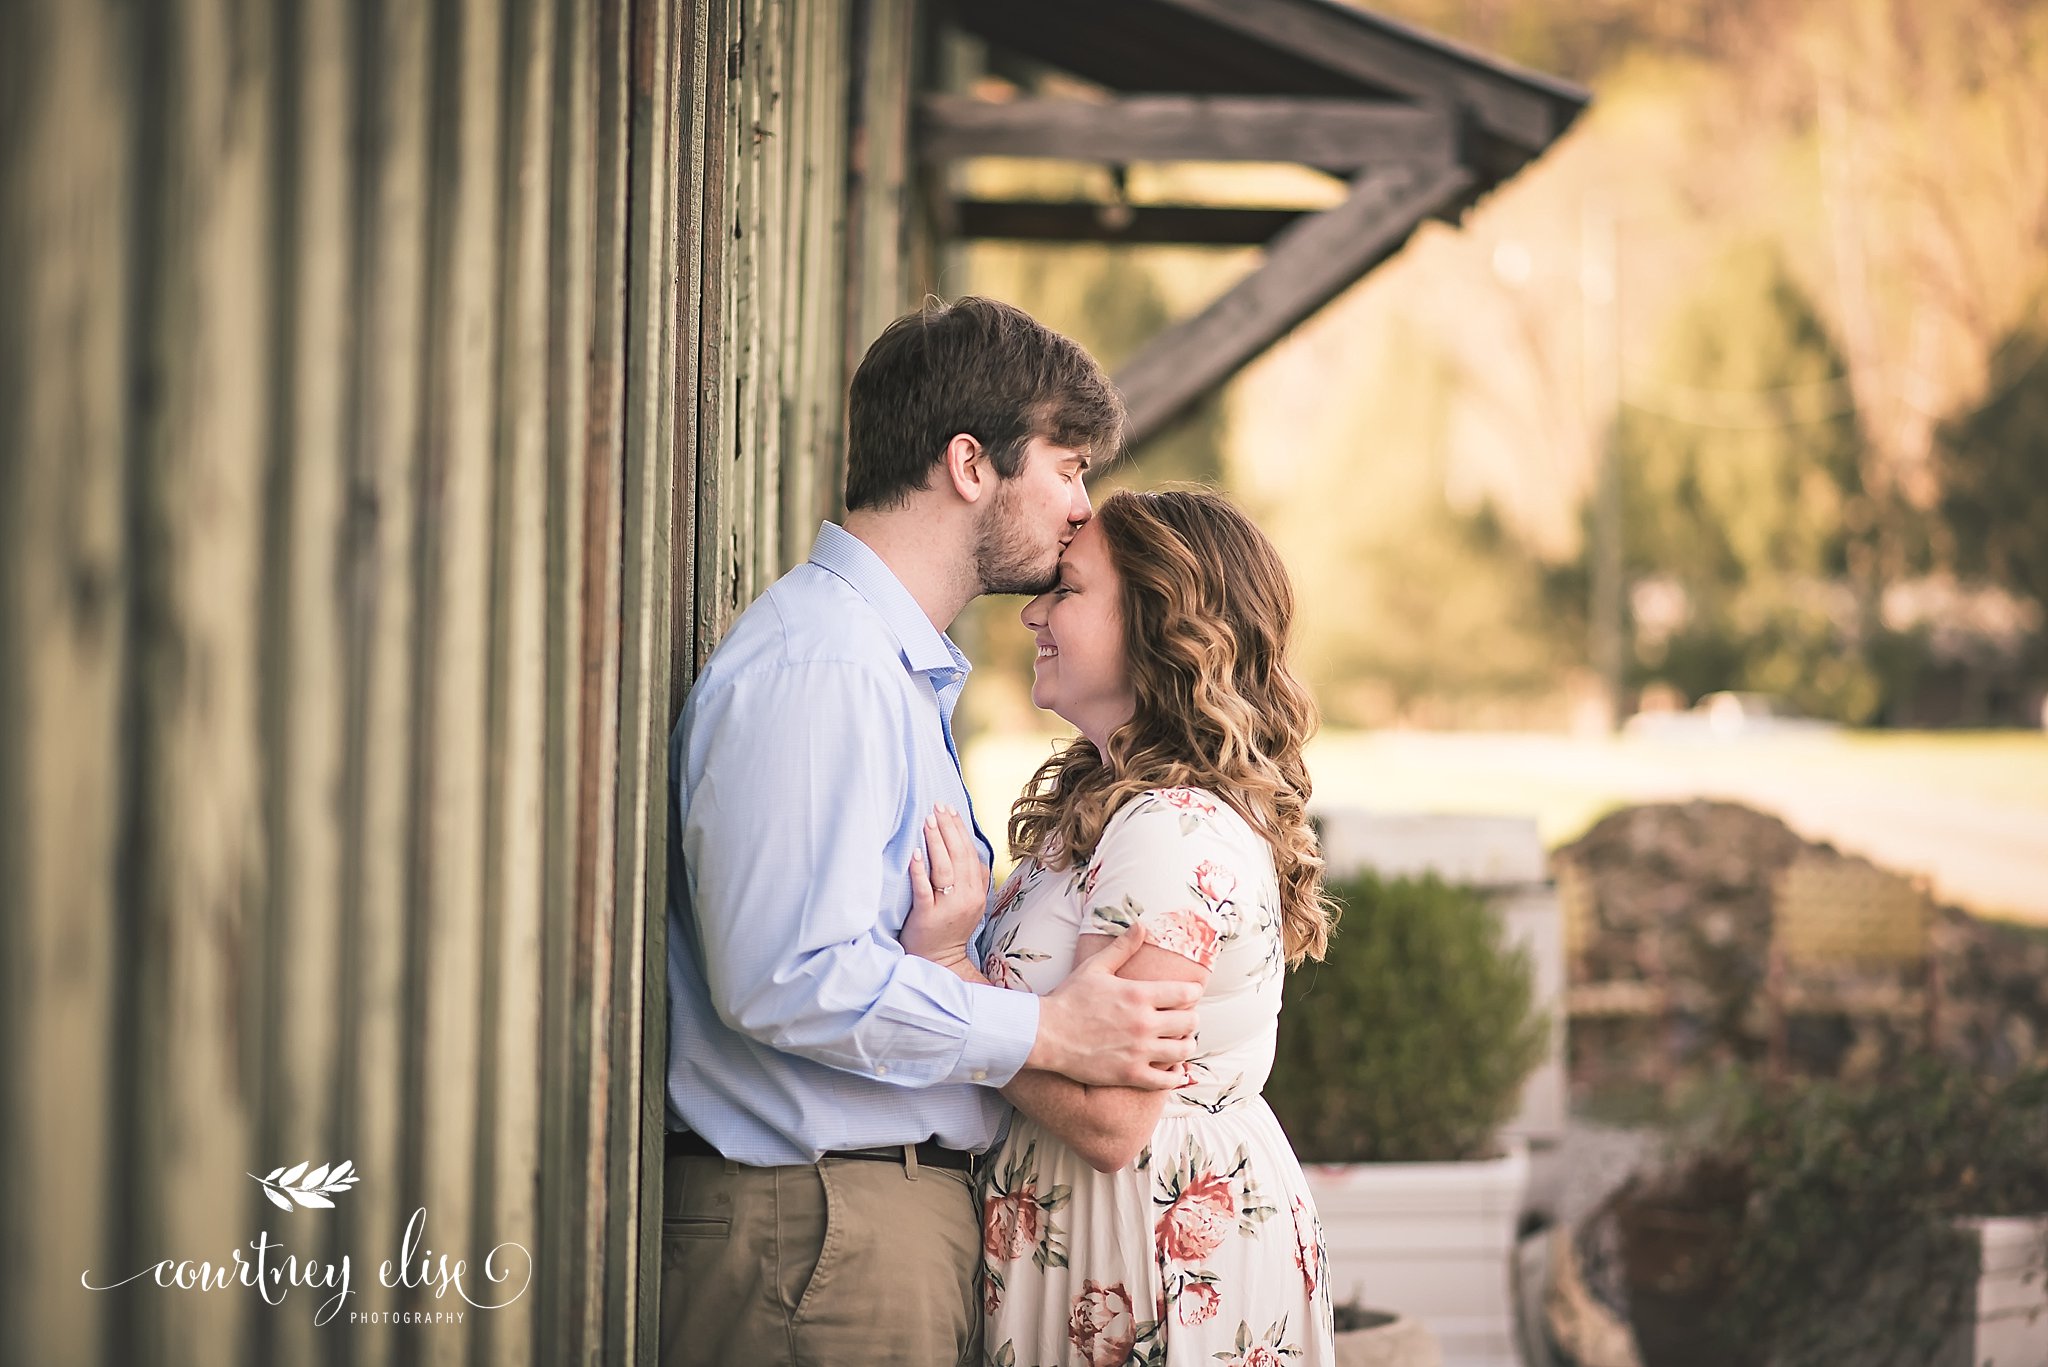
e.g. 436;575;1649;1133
808;522;968;680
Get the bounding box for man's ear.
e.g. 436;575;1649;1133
942;433;990;504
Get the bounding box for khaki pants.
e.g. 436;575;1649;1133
660;1149;983;1367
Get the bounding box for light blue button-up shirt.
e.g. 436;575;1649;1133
664;522;1040;1164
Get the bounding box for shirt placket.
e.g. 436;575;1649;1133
930;668;994;874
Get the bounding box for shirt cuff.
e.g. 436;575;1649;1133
953;983;1039;1088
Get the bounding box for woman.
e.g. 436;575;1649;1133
904;489;1338;1367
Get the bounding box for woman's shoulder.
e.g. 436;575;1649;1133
1084;789;1279;957
1100;786;1259;846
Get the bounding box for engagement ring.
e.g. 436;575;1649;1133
937;884;954;895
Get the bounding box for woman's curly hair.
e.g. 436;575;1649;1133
1008;489;1336;965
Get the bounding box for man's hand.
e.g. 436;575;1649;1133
1028;926;1200;1089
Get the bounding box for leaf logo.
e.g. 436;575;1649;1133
250;1160;359;1212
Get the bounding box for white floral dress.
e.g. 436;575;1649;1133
977;788;1335;1367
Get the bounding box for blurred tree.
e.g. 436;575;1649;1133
1275;317;1577;728
1612;242;1891;721
1313;492;1574;727
1937;323;2048;609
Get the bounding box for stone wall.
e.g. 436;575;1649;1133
1556;800;2048;1086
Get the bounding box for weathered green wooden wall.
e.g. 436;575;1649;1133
0;0;916;1362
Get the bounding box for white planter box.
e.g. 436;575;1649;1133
1489;881;1567;1140
1315;810;1548;887
1964;1215;2048;1367
1305;1139;1530;1367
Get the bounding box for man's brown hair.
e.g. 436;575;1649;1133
843;297;1124;511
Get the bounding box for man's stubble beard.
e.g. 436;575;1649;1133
973;479;1062;597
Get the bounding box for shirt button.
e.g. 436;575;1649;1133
875;1065;888;1076
972;1069;988;1082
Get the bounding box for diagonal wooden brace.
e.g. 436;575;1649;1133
1113;159;1476;446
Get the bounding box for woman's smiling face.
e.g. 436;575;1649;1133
1021;518;1135;749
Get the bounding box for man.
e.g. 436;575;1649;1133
661;297;1201;1366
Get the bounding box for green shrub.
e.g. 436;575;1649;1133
1629;1060;2048;1366
1714;1061;2048;1366
1266;871;1548;1163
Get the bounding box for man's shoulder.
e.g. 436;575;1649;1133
692;563;902;695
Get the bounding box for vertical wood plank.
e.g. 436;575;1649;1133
776;0;815;568
337;0;434;1355
124;0;275;1360
729;0;764;611
0;3;129;1364
814;0;845;535
668;0;711;706
814;0;854;528
570;0;631;1356
536;0;594;1356
473;0;553;1362
748;0;788;583
617;0;687;1358
850;0;919;357
407;1;506;1357
256;0;354;1360
785;0;850;556
842;0;870;384
693;0;739;664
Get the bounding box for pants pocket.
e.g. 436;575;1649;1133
789;1163;839;1319
662;1156;735;1241
786;1160;981;1364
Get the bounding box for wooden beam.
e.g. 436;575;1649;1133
920;93;1453;168
953;199;1307;245
1144;0;1576;153
1115;161;1475;446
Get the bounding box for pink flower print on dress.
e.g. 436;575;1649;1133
1155;1169;1236;1263
1193;859;1237;904
984;1184;1044;1262
1151;908;1222;968
1178;1279;1221;1325
983;948;1015;991
1291;1196;1324;1299
1159;788;1218;816
1217;1319;1298;1367
1066;1281;1137;1367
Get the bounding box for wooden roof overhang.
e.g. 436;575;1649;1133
926;0;1591;447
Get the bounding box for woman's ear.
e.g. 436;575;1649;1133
943;433;989;504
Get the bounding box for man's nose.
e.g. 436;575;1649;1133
1069;480;1092;524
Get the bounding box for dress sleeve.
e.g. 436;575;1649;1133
1075;788;1246;970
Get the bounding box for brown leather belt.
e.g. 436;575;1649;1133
664;1127;977;1173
